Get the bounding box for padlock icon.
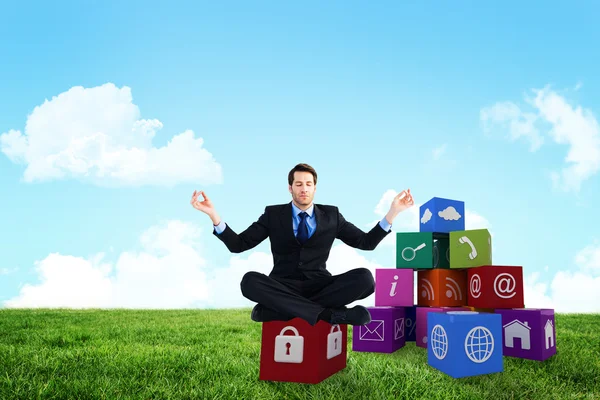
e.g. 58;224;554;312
274;326;304;363
327;324;343;359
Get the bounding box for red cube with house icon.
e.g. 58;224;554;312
259;318;348;383
467;265;524;309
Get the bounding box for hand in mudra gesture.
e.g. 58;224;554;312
190;190;215;215
390;188;414;213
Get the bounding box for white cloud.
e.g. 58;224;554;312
480;101;543;151
480;85;600;192
4;220;212;308
524;242;600;313
421;208;432;224
438;206;461;221
1;217;388;311
0;83;223;187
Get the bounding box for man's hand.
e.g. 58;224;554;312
385;188;414;224
191;190;221;225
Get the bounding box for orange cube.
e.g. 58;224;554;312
417;269;468;307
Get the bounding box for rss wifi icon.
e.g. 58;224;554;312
445;277;462;300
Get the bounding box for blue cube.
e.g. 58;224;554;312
419;197;465;234
427;311;503;378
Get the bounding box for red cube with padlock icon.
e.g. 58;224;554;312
467;265;525;309
259;317;348;383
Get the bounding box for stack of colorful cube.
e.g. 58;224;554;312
412;197;557;378
257;196;558;383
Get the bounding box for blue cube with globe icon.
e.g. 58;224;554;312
427;311;503;378
419;197;465;234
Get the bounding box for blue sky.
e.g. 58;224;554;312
1;1;599;312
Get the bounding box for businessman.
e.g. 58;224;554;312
190;163;414;326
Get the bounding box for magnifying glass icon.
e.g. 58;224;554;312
402;243;426;261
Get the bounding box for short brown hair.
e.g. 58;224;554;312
288;163;317;186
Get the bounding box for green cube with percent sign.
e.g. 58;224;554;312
449;228;492;269
396;232;449;269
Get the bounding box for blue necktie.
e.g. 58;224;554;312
297;211;309;244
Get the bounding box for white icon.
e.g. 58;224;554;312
274;326;304;363
421;208;432;224
439;206;462;221
402;243;426;261
545;320;554;349
503;319;531;350
445;277;463;300
494;273;516;299
394;318;405;340
433;245;439;268
431;324;448;360
359;320;384;341
446;248;450;263
465;326;494;363
459;236;478;259
389;275;399;297
470;274;482;298
420;278;434;300
327;324;342;359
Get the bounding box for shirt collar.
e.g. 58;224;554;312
291;201;314;217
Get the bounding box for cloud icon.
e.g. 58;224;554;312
421;208;432;224
439;206;462;221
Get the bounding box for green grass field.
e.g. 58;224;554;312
0;309;598;399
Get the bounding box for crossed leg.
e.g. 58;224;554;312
240;268;375;325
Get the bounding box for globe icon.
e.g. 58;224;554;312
431;324;448;360
464;326;494;363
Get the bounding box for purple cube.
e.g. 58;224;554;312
494;308;557;361
375;268;414;307
352;307;406;353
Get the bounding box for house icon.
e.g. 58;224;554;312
503;319;531;350
545;320;554;349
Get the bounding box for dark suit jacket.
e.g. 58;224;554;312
213;202;392;279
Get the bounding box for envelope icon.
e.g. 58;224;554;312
394;318;405;340
359;320;384;341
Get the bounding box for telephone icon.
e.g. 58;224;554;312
458;236;477;259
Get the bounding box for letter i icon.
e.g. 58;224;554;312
390;275;398;297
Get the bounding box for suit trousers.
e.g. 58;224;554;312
240;267;375;325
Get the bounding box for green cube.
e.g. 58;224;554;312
396;232;449;269
433;238;450;269
449;229;492;269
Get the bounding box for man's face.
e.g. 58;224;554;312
289;171;316;208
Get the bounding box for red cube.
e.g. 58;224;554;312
467;265;524;309
259;318;348;383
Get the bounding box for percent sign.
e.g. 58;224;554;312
405;318;416;337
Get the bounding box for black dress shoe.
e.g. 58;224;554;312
251;304;293;323
251;304;263;322
329;305;371;325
